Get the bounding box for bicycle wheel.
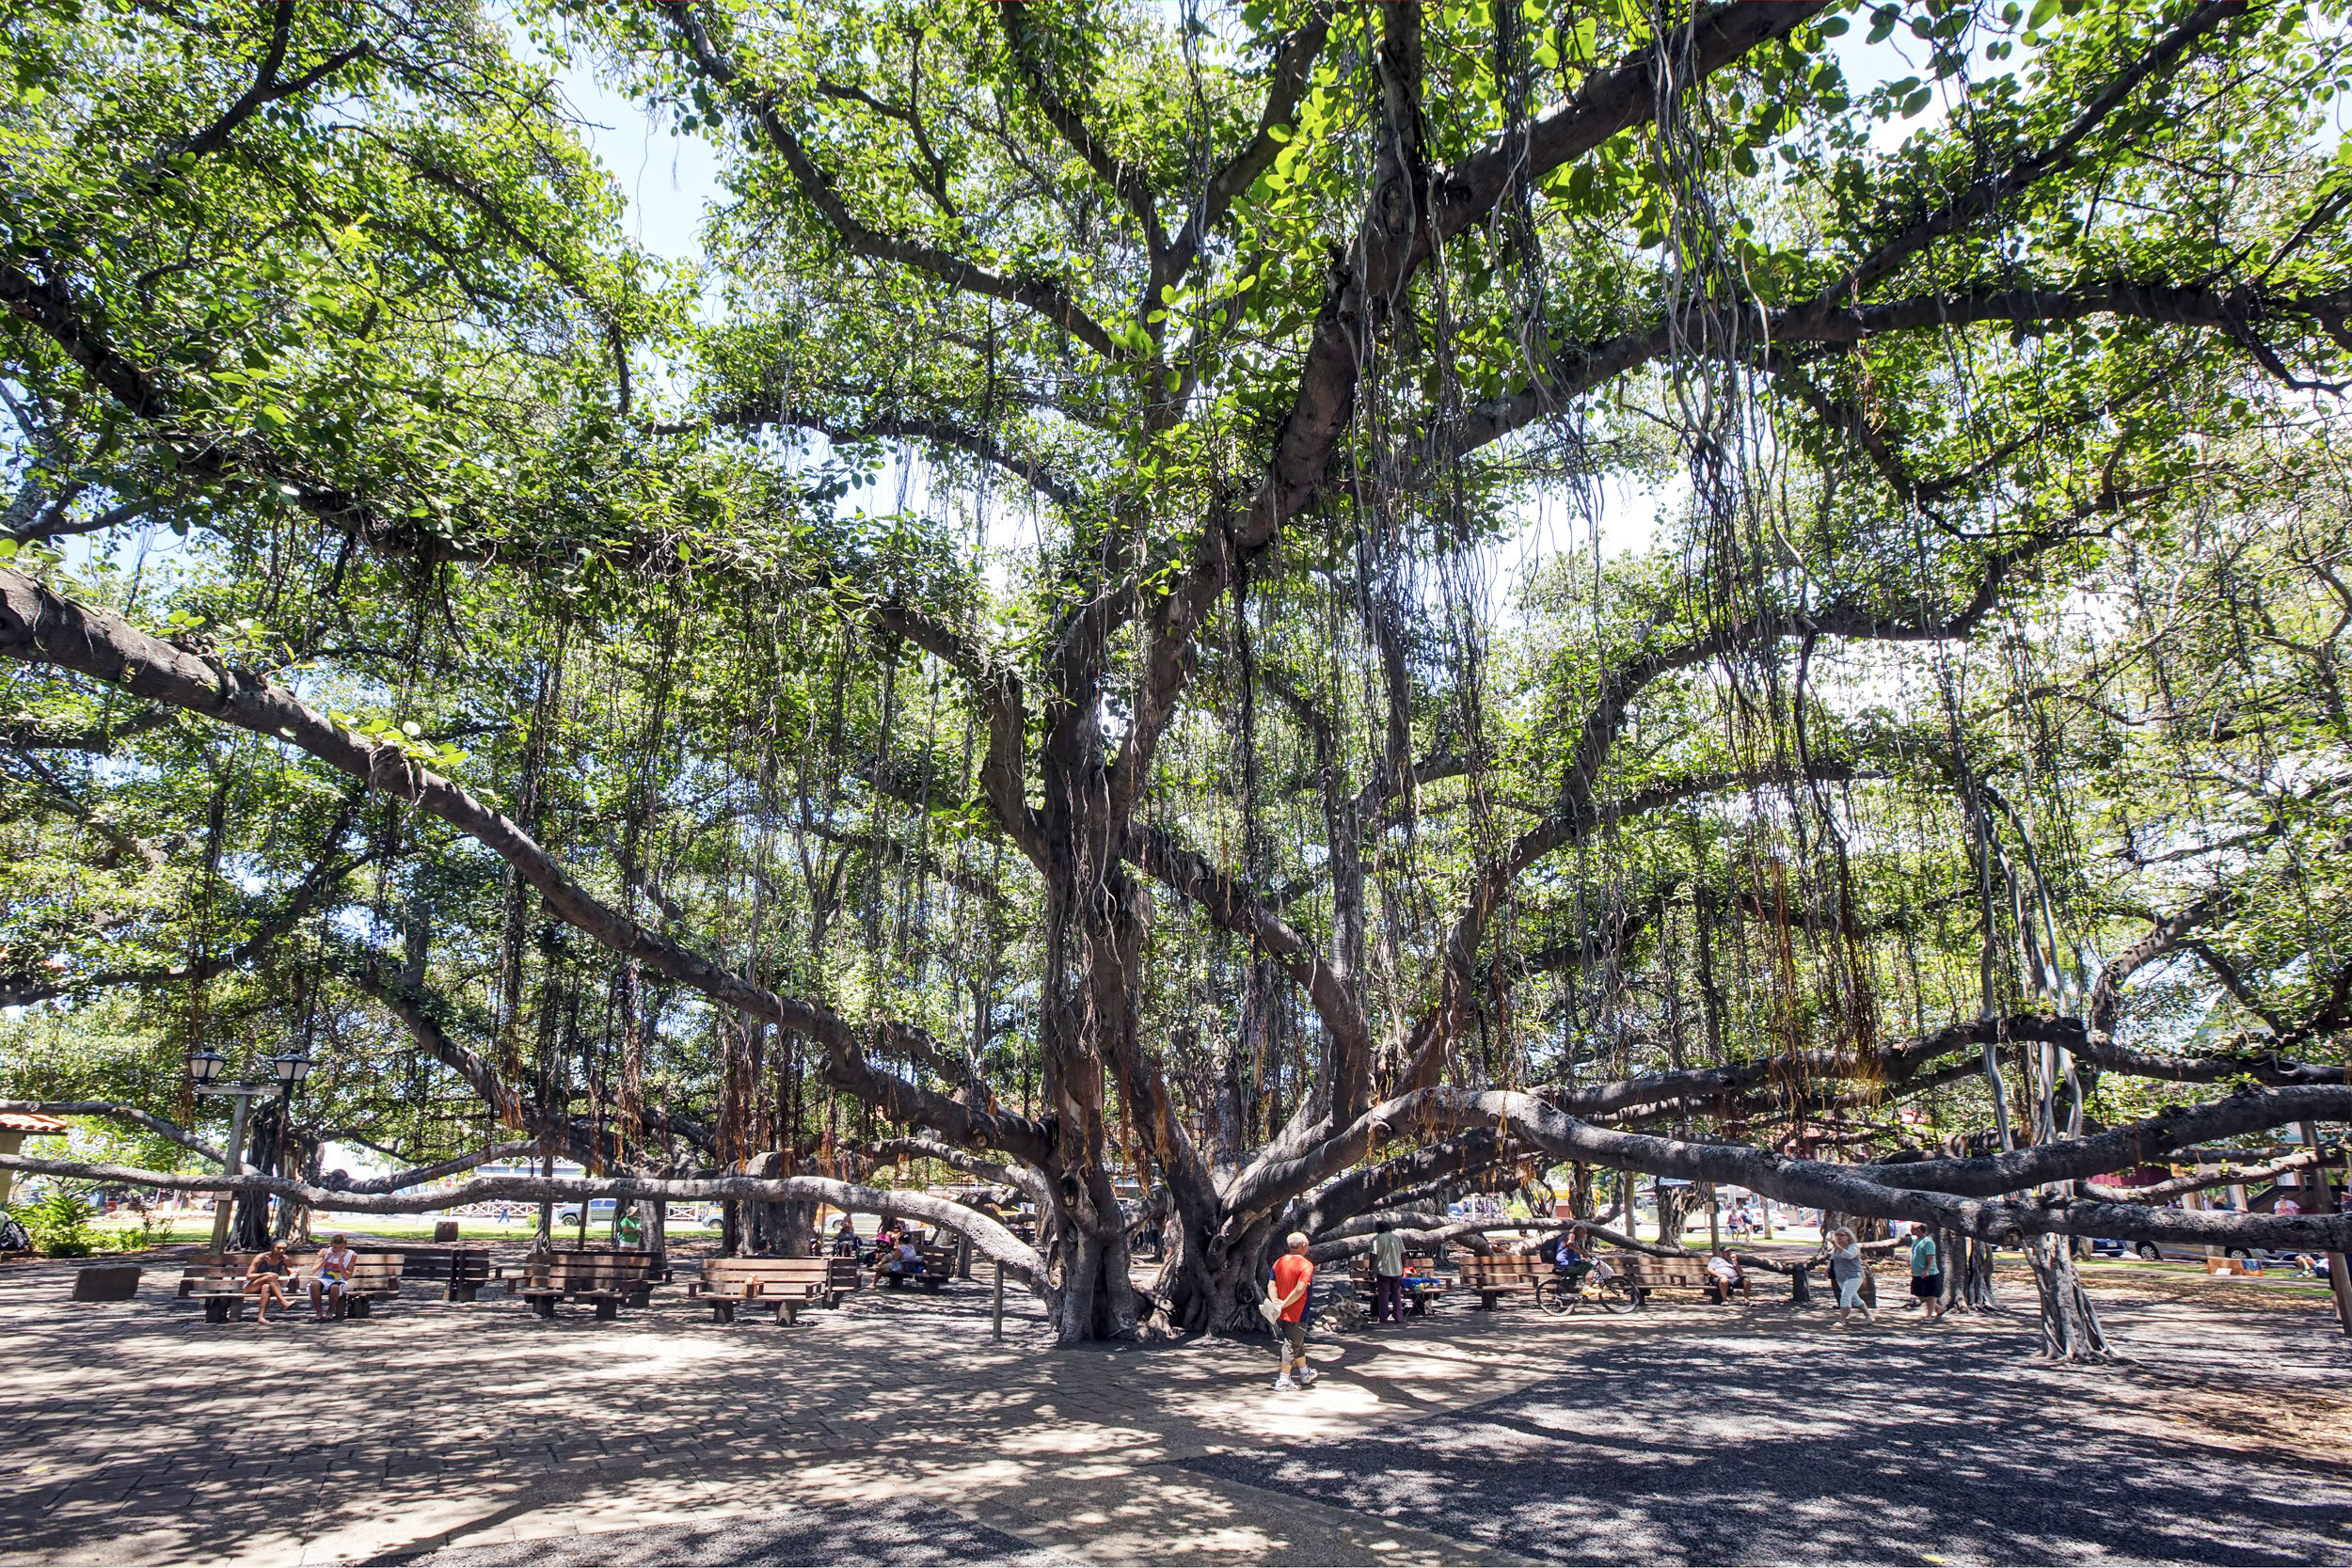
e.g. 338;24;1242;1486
1536;1278;1571;1315
1595;1277;1637;1314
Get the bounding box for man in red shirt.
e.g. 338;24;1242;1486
1270;1231;1316;1390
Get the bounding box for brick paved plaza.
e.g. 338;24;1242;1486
3;1256;2348;1565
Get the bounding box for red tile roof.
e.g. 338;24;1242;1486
0;1112;70;1134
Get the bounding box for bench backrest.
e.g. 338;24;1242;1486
183;1249;402;1278
705;1258;831;1289
1457;1254;1544;1284
525;1250;658;1291
1605;1252;1708;1284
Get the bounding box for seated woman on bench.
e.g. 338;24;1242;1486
882;1234;926;1280
309;1234;358;1321
242;1241;296;1323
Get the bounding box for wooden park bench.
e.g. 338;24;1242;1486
1603;1251;1745;1307
512;1250;660;1320
828;1255;865;1296
1456;1252;1547;1309
399;1246;495;1302
179;1250;402;1322
689;1258;838;1323
876;1244;954;1291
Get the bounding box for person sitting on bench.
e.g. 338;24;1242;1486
884;1235;925;1280
310;1234;358;1321
1705;1245;1749;1302
243;1241;295;1323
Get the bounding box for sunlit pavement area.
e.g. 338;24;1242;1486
3;1252;2348;1566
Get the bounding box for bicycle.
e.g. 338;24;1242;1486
1536;1263;1636;1315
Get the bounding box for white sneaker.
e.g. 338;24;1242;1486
1296;1368;1317;1387
1273;1375;1296;1390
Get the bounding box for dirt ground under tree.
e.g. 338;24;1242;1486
1;1252;2345;1566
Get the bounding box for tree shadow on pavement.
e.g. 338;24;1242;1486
1181;1323;2352;1565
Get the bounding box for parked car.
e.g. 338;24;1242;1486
552;1197;618;1226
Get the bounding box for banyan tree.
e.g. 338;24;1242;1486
3;0;2351;1355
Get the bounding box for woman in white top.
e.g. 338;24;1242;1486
1823;1227;1871;1327
310;1235;358;1321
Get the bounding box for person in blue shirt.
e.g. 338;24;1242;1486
1551;1227;1595;1288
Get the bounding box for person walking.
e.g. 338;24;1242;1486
1370;1220;1406;1325
1906;1224;1945;1321
1824;1227;1872;1327
1269;1232;1316;1390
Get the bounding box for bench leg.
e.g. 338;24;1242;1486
1478;1291;1500;1310
594;1297;619;1321
532;1296;557;1319
709;1301;735;1323
774;1301;800;1325
205;1296;234;1323
348;1297;372;1320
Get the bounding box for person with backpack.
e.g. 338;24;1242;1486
1551;1226;1595;1291
1370;1220;1406;1324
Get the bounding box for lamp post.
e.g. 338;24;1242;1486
190;1046;273;1256
264;1051;314;1244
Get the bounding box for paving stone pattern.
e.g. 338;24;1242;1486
1;1252;2345;1565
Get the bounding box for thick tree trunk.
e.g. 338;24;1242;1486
2026;1233;2110;1359
1958;1234;2000;1309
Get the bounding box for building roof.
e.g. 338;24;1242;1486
0;1112;71;1134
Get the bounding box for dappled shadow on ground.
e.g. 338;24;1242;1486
373;1498;1073;1567
6;1251;2348;1566
1184;1321;2352;1566
0;1256;1074;1562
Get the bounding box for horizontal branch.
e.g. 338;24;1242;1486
2082;1144;2339;1203
696;403;1085;513
0;1154;1047;1288
866;1135;1048;1207
328;1141;542;1195
0;1100;223;1164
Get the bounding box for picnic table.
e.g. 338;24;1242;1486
1347;1260;1450;1316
